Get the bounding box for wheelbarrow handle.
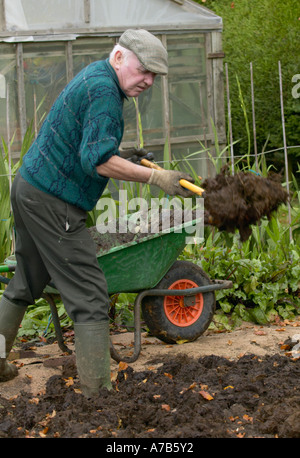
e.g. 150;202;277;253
140;158;205;196
0;264;16;273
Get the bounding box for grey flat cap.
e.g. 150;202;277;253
119;29;168;76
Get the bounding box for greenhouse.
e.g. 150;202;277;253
0;0;225;177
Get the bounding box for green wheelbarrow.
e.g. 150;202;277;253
0;217;232;363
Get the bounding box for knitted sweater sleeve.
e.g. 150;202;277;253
79;79;123;179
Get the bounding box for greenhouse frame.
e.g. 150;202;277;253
0;0;225;178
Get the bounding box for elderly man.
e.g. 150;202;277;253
0;29;194;397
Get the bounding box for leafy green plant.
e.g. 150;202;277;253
109;293;137;331
181;213;300;330
17;299;72;339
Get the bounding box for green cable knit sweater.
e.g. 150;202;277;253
20;59;126;211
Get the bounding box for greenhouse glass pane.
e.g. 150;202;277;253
167;34;207;138
72;38;115;76
170;143;210;179
23;42;67;128
0;44;19;155
123;98;137;144
122;76;164;144
140;76;164;143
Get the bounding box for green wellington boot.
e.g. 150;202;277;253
74;321;112;398
0;296;27;382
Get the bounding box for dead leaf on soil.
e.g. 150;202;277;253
111;370;118;382
161;404;171;411
164;372;173;379
254;330;267;336
199;390;214;401
143;340;157;345
180;382;197;394
199;384;208;390
90;426;103;434
118;361;128;371
39;427;49;437
64;377;74;387
243;414;253;423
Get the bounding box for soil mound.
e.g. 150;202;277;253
0;353;299;438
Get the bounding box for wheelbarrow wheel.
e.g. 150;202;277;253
141;260;216;344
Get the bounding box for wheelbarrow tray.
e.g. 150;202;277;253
96;218;202;295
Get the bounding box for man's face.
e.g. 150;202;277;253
116;52;156;98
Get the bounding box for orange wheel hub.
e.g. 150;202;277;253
164;279;203;327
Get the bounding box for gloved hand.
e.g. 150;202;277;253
119;148;154;164
147;168;195;197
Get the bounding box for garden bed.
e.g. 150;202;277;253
0;321;299;439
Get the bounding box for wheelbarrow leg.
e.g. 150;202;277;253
110;292;142;363
42;293;72;355
110;280;234;362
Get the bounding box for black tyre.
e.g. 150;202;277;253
141;260;216;344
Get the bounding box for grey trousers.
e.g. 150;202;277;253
4;173;109;323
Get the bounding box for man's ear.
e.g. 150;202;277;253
112;50;123;71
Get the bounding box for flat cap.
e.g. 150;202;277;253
119;29;168;76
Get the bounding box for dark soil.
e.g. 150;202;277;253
202;166;289;241
0;353;299;438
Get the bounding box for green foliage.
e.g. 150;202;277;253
17;299;72;339
181;212;300;329
110;293;137;330
196;0;300;173
0;123;35;263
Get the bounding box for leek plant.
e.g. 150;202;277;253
0;123;35;262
